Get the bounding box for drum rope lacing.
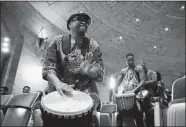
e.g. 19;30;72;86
41;105;94;119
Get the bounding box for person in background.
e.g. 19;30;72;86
138;60;158;89
22;86;31;93
138;60;158;127
116;53;146;127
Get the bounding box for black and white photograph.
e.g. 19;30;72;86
0;1;185;127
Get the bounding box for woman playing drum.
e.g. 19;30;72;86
114;53;146;127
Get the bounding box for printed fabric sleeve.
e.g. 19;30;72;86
42;36;59;81
119;68;127;76
90;40;105;82
117;68;126;83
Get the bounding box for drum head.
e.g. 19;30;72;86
41;91;93;116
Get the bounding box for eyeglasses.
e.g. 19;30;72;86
71;16;90;25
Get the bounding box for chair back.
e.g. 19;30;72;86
0;110;4;125
171;77;185;101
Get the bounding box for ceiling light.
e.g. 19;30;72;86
164;27;169;31
181;5;185;10
135;18;140;22
76;10;84;13
4;37;10;42
2;47;9;53
2;42;9;47
37;28;47;39
109;75;116;89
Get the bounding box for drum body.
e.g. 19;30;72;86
41;91;94;127
115;93;136;111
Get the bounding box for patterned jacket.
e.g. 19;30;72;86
118;66;141;94
42;35;104;92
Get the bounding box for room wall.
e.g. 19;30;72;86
1;2;64;94
161;74;181;91
0;20;24;94
1;21;10;84
1;17;47;94
12;29;48;94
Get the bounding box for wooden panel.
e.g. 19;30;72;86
93;24;135;51
114;2;152;31
99;1;127;16
144;1;167;12
83;2;118;27
162;2;185;18
49;1;81;17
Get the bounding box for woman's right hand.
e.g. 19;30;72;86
55;82;73;96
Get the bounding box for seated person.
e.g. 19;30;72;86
0;86;8;95
115;53;146;127
23;86;31;93
33;12;104;127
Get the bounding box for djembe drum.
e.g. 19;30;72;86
115;93;136;111
115;93;137;126
41;91;94;127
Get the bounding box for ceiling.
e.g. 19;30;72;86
1;1;185;77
